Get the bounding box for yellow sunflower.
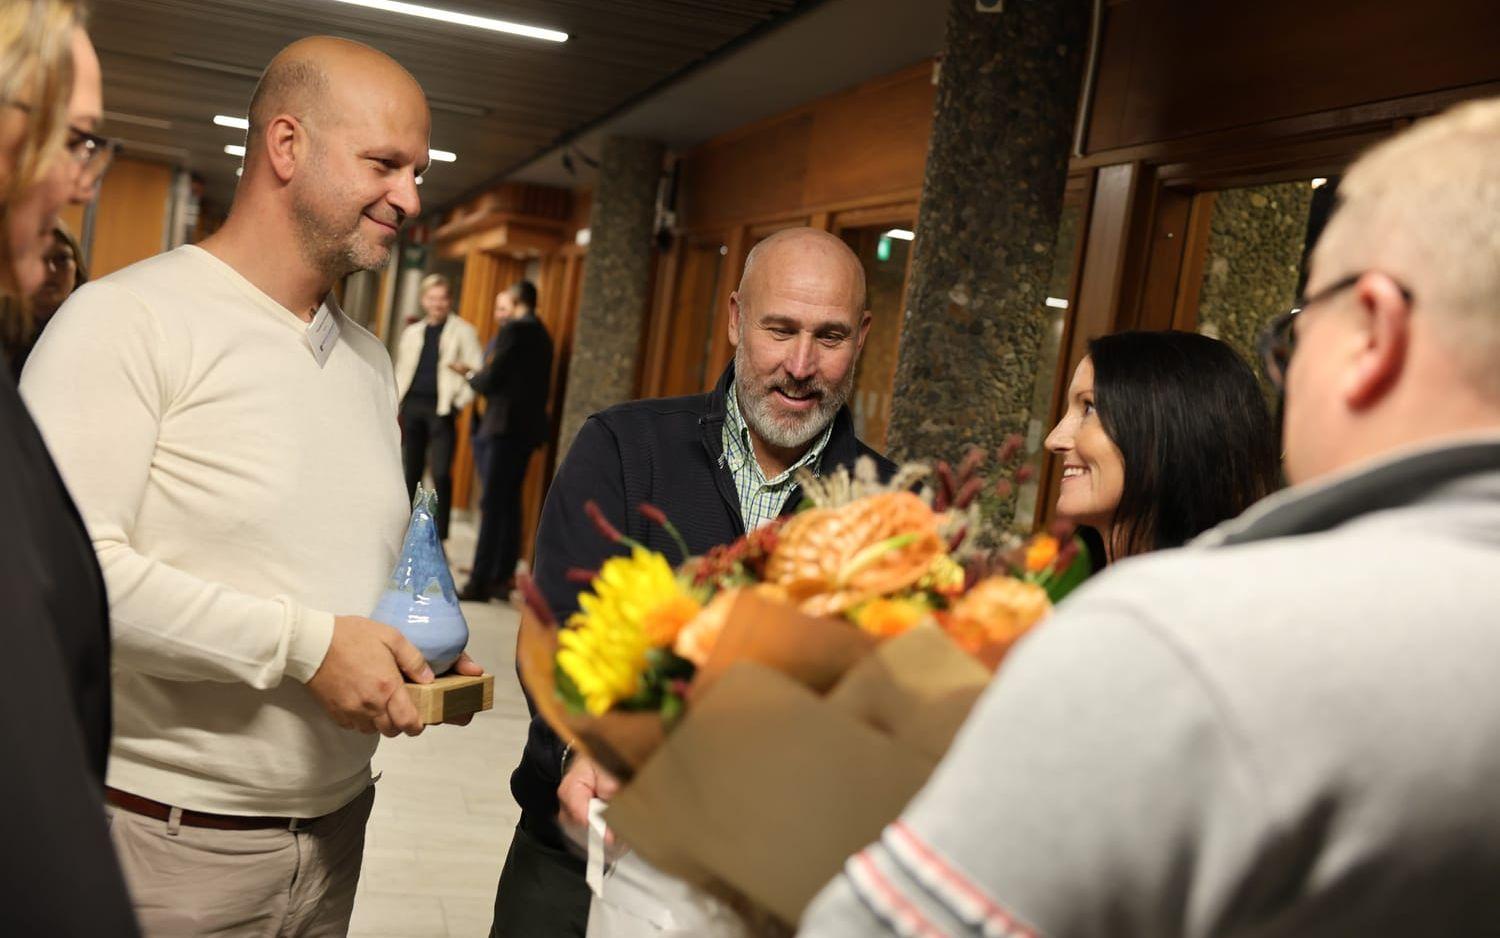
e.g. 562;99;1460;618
556;547;696;716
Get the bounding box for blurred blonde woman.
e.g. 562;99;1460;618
0;1;138;933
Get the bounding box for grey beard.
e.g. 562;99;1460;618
733;343;855;451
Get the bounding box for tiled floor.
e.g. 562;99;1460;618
348;517;529;938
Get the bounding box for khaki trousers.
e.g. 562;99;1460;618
106;785;375;938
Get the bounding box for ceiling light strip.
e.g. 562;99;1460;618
323;0;567;42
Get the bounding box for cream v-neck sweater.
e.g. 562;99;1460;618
22;245;408;816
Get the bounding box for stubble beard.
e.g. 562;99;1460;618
291;186;392;280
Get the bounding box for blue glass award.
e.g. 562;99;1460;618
371;486;469;674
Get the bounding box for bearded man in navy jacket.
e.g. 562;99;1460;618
489;228;896;936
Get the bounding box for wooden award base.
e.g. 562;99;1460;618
405;673;495;724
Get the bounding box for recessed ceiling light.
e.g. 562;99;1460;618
214;114;250;130
115;138;189;158
104;110;172;130
429;98;489;118
224;144;246;157
428;148;456;163
323;0;567;41
170;54;262;79
883;228;915;241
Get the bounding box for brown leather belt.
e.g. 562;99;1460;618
105;787;322;832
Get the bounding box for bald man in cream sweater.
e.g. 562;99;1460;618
23;37;481;936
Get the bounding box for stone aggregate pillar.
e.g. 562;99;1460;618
887;0;1089;490
556;136;664;458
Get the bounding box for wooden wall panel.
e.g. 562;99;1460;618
1086;0;1500;156
87;157;171;277
679;113;814;230
678;61;935;232
803;67;937;209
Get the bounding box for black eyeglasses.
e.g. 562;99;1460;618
1257;272;1415;392
66;125;118;187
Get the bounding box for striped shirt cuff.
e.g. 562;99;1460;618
843;821;1037;938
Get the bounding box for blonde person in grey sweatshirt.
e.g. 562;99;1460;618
802;96;1500;938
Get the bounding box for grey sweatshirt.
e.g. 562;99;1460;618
800;436;1500;938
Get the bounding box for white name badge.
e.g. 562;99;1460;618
307;305;340;368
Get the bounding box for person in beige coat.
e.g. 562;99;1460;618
393;272;482;539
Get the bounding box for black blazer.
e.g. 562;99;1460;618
469;314;554;446
509;364;896;844
1;374;138;935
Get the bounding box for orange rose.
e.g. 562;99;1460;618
673;589;739;666
642;593;704;647
944;576;1051;655
1024;534;1060;573
852;597;930;639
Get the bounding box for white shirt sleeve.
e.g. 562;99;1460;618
20;282;334;689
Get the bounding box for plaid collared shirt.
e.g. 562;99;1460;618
721;385;833;531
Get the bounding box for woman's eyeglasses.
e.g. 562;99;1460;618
3;100;119;189
1257;272;1414;392
66;125;118;188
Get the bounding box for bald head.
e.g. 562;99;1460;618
728;227;873;462
228;36;429;281
738;227;867;316
245;36;426;168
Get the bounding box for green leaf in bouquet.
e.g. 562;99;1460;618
660;689;684;726
1042;536;1094;603
555;661;588;715
646;646;697;682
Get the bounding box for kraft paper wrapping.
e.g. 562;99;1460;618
519;588;994;927
604;661;934;926
610;626;991;926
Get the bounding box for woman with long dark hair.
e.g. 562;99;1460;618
1045;330;1281;563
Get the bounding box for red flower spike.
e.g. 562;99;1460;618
1015;464;1037;484
957;446;987;482
998;433;1025;464
954;477;985;510
946;525;969;554
994;479;1014;500
638;502;669;528
565;567;599;584
935;461;957;511
963;558;984;591
1053;540;1080;573
584;500;625;544
516;574;559;630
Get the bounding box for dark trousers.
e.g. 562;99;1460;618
469;434;534;592
399;398;456;540
472;432;493;486
490;818;589;937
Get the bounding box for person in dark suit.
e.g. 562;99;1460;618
456;280;554;601
2;5;139;934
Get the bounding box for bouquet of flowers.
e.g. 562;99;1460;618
517;438;1090;928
